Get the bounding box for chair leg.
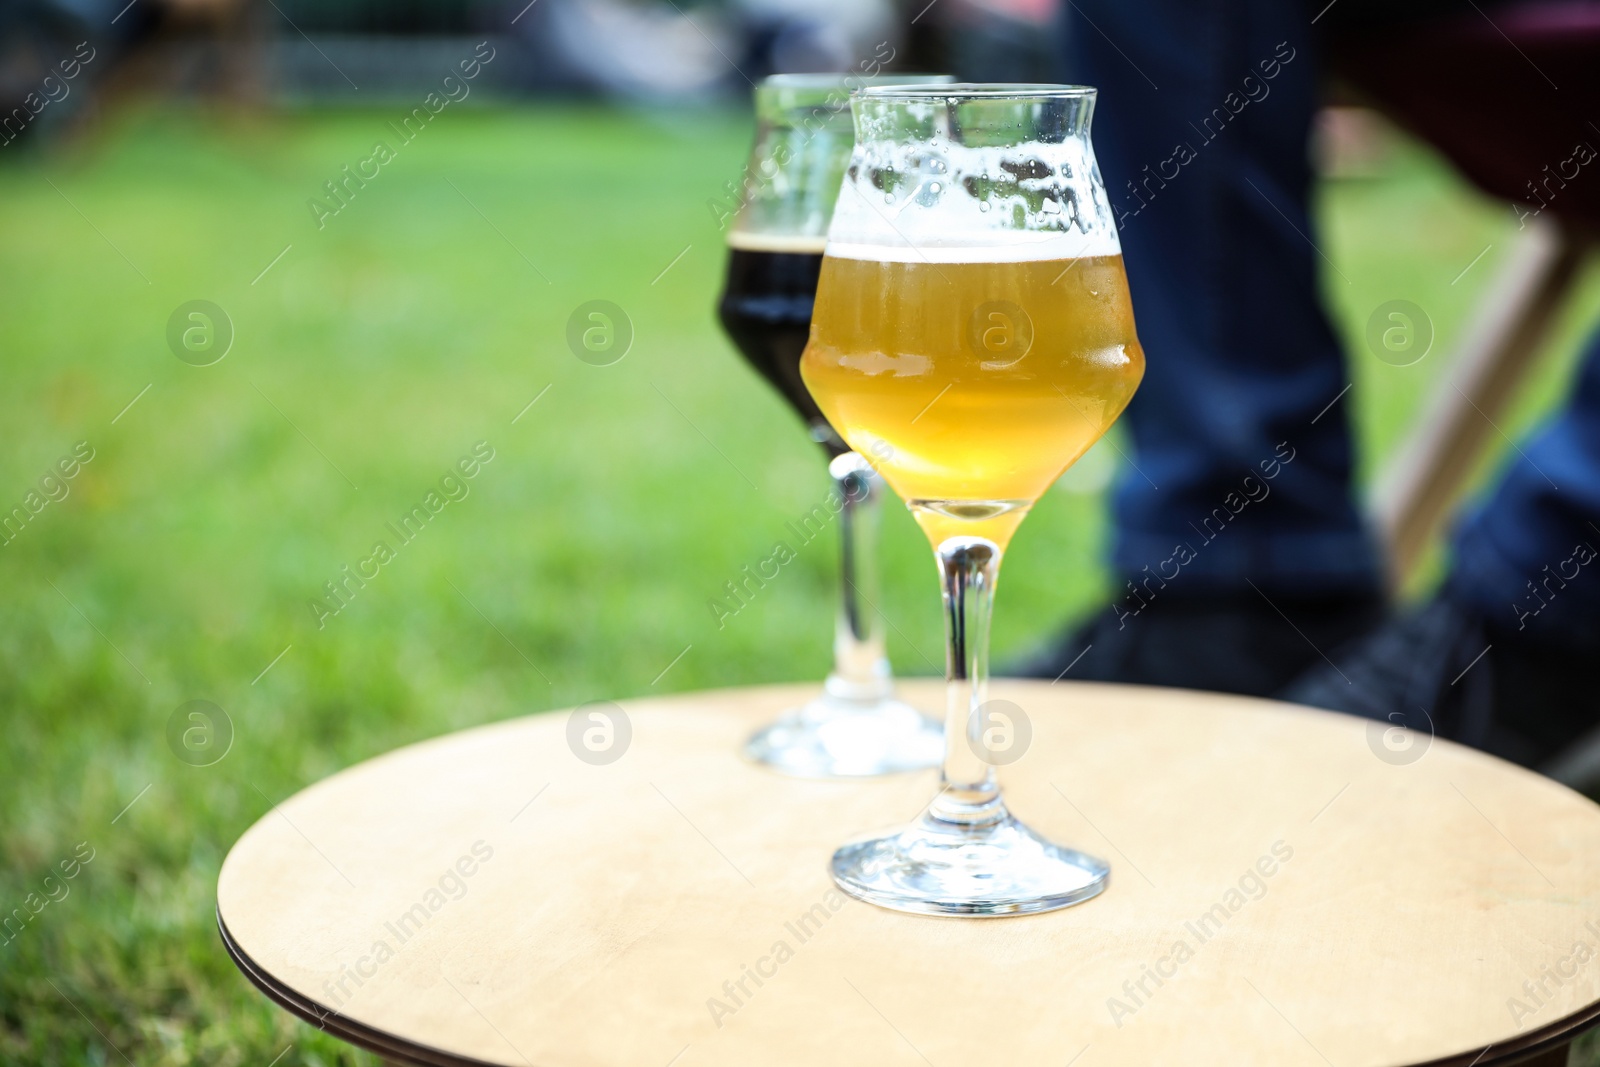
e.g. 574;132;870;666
1370;216;1588;585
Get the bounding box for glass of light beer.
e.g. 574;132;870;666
717;74;952;778
802;84;1144;915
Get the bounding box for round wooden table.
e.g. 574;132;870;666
218;681;1600;1067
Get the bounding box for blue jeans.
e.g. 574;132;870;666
1064;0;1600;641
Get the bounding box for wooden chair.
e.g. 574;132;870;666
1325;4;1600;790
1324;4;1600;584
1371;215;1592;583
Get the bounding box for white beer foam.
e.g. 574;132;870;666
726;231;829;254
827;229;1119;263
825;137;1121;263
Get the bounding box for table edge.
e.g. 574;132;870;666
218;905;1600;1067
218;909;502;1067
216;682;1600;1066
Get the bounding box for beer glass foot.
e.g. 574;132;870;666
830;804;1109;917
742;694;943;778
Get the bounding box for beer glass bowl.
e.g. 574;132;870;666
801;84;1144;915
716;73;953;779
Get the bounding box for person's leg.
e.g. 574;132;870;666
1021;0;1383;693
1071;0;1380;591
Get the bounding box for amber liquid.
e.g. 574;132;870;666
801;254;1144;548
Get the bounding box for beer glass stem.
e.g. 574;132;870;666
931;536;1004;826
824;452;893;704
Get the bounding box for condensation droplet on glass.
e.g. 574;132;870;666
929;182;941;194
885;193;895;203
978;201;991;212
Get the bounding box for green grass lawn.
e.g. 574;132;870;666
1;104;1597;1065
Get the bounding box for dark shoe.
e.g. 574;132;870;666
1008;589;1386;698
1280;586;1600;773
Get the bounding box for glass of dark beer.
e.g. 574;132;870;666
716;73;952;778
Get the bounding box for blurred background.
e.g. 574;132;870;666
2;0;1599;1062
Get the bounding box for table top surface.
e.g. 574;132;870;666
218;680;1600;1067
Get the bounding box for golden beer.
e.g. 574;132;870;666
801;251;1144;548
